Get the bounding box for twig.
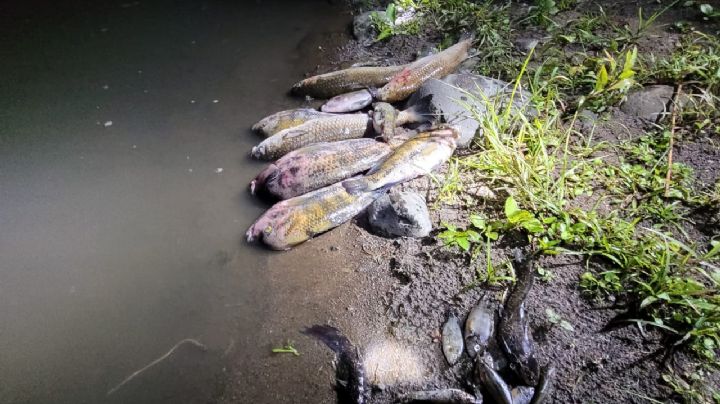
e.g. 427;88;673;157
107;338;207;396
665;84;682;197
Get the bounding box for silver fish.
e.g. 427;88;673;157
321;89;374;113
442;313;464;366
464;301;495;358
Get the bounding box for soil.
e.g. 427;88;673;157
221;1;719;403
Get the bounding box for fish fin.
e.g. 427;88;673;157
402;94;436;124
367;87;379;99
341;177;370;195
301;325;352;354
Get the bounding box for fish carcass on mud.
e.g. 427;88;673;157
250;138;392;200
342;126;459;195
292;64;407;99
252;108;337;137
246;181;385;250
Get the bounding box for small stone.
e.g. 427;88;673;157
353;11;377;46
620;85;674;122
215;168;223;174
103;120;113;127
212;99;219;103
368;192;432;238
514;38;539;53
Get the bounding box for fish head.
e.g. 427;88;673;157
245;205;290;246
251;144;267;159
371;102;397;140
250;164;279;195
258;210;309;250
251;115;275;134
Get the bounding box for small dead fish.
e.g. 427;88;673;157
474;355;512;404
442;313;464;366
498;251;540;386
292;64;407;99
252;108;336;137
396;388;482;404
246;181;384;250
322;89;374;113
529;365;556;404
251;113;371;160
372;95;435;142
464;301;495;358
375;37;473;103
342;126;458;195
511;386;535;404
303;325;366;404
250;139;392;200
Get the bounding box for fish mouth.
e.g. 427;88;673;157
245;226;261;243
249;180;257;195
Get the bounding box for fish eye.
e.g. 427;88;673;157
264;225;273;234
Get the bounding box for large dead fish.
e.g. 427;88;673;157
341;127;459;195
322;37;473;112
250;139;392;200
302;325;366;404
246;181;384;250
252;108;337;137
251;113;372;160
292;64;407;99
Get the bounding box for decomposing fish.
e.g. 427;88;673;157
246;181;384;250
511;386;535;404
372;95;435;142
474;355;512;404
251;113;371;160
292;64;407;99
396;388;482;404
252;108;336;137
250;139;392;200
529;365;556;404
441;313;464;366
498;251;540;386
302;325;366;404
464;301;495;358
341;126;459;195
322;89;374;113
375;37;473;103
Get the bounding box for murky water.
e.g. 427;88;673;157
0;1;348;402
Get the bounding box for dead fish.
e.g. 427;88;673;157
292;64;407;99
251;113;371;160
374;37;473;103
511;386;535;404
529;365;556;404
302;325;366;404
252;108;337;137
464;301;495;358
246;181;384;250
396;388;482;404
250;139;392;200
372;95;435;142
474;355;512;404
341;126;458;195
498;251;540;386
322;89;374;113
442;313;464;366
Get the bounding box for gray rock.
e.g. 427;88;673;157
407;73;532;148
353;11;377;46
620;85;674;122
368;192;432;238
514;37;539;53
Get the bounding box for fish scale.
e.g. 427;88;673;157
292;65;407;98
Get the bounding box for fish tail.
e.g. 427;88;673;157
302;325;352;354
403;94;435;124
341;177;371;195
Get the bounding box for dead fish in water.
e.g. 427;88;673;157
464;301;495;358
396;388;482;404
341;126;459;195
441;313;464;366
498;251;540;386
292;64;407;99
529;365;556;404
246;181;384;250
474;355;512;404
322;89;374;113
250;139;392;200
372;95;435;142
251;113;372;160
252;108;337;137
375;37;472;103
302;325;366;404
511;386;535;404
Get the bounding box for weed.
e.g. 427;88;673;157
545;307;575;331
271;341;300;356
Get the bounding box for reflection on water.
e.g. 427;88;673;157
0;0;344;402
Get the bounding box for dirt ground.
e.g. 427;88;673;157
222;1;719;403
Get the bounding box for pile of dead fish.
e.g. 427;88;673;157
245;37;473;250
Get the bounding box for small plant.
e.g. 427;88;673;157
370;2;421;41
700;3;720;19
271;341;300;356
545;307;575;331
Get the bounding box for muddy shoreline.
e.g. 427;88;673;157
222;1;719;403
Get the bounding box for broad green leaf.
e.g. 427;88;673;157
386;3;396;22
620;46;637;79
522;218;544;234
457;237;470;251
595;65;609;92
700;3;714;15
504;196;520;218
559;320;575;332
